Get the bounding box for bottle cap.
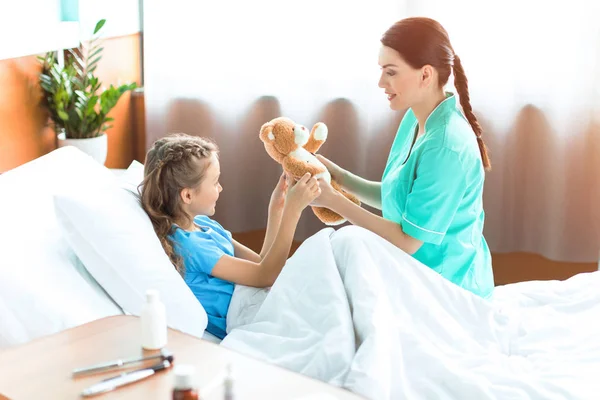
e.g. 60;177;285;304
173;364;196;390
146;289;159;303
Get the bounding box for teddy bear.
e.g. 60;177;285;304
259;116;360;226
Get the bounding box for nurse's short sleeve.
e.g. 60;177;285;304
401;147;467;245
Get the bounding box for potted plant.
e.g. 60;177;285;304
38;19;137;164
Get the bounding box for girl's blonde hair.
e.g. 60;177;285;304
140;133;218;275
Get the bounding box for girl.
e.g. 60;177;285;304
314;17;495;298
140;134;321;339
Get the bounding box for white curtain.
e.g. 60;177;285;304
143;0;600;263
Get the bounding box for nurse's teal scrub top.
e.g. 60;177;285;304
381;92;494;298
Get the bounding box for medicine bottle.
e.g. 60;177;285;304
172;364;199;400
140;289;167;350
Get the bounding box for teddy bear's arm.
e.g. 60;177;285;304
303;122;328;154
283;156;326;180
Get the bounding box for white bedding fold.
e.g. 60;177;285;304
223;228;355;386
222;226;600;400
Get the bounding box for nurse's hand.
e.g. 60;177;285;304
316;155;348;187
310;178;339;208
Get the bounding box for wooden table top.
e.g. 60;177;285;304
0;315;364;399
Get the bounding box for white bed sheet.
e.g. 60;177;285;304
223;226;600;400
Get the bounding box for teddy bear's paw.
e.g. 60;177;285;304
314;123;328;141
294;125;310;146
324;218;347;226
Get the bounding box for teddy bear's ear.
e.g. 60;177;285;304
259;122;275;142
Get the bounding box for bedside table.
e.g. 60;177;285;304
0;316;364;399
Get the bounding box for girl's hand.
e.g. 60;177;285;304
285;173;321;214
316;155;348;186
269;172;289;212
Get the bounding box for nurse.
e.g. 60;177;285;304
314;17;495;298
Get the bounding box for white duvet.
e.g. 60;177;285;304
222;226;600;400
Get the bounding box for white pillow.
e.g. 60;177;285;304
118;160;145;194
54;161;209;338
0;147;123;348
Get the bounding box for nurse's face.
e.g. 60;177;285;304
378;45;424;111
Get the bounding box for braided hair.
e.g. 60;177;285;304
140;133;218;275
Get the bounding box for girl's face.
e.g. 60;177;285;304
378;45;428;111
181;152;222;218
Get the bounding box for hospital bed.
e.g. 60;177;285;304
2;147;599;400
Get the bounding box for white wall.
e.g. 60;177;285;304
0;0;141;61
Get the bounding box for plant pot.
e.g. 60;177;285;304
57;132;108;165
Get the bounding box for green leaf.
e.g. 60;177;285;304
88;46;104;60
87;55;102;69
118;82;138;92
93;19;106;35
67;49;85;68
87;96;98;113
49;67;62;83
74;90;88;101
58;110;69;121
40;75;53;86
40;82;53;93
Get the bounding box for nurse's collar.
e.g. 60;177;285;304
424;92;458;133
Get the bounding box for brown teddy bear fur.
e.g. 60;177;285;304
259;117;360;226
